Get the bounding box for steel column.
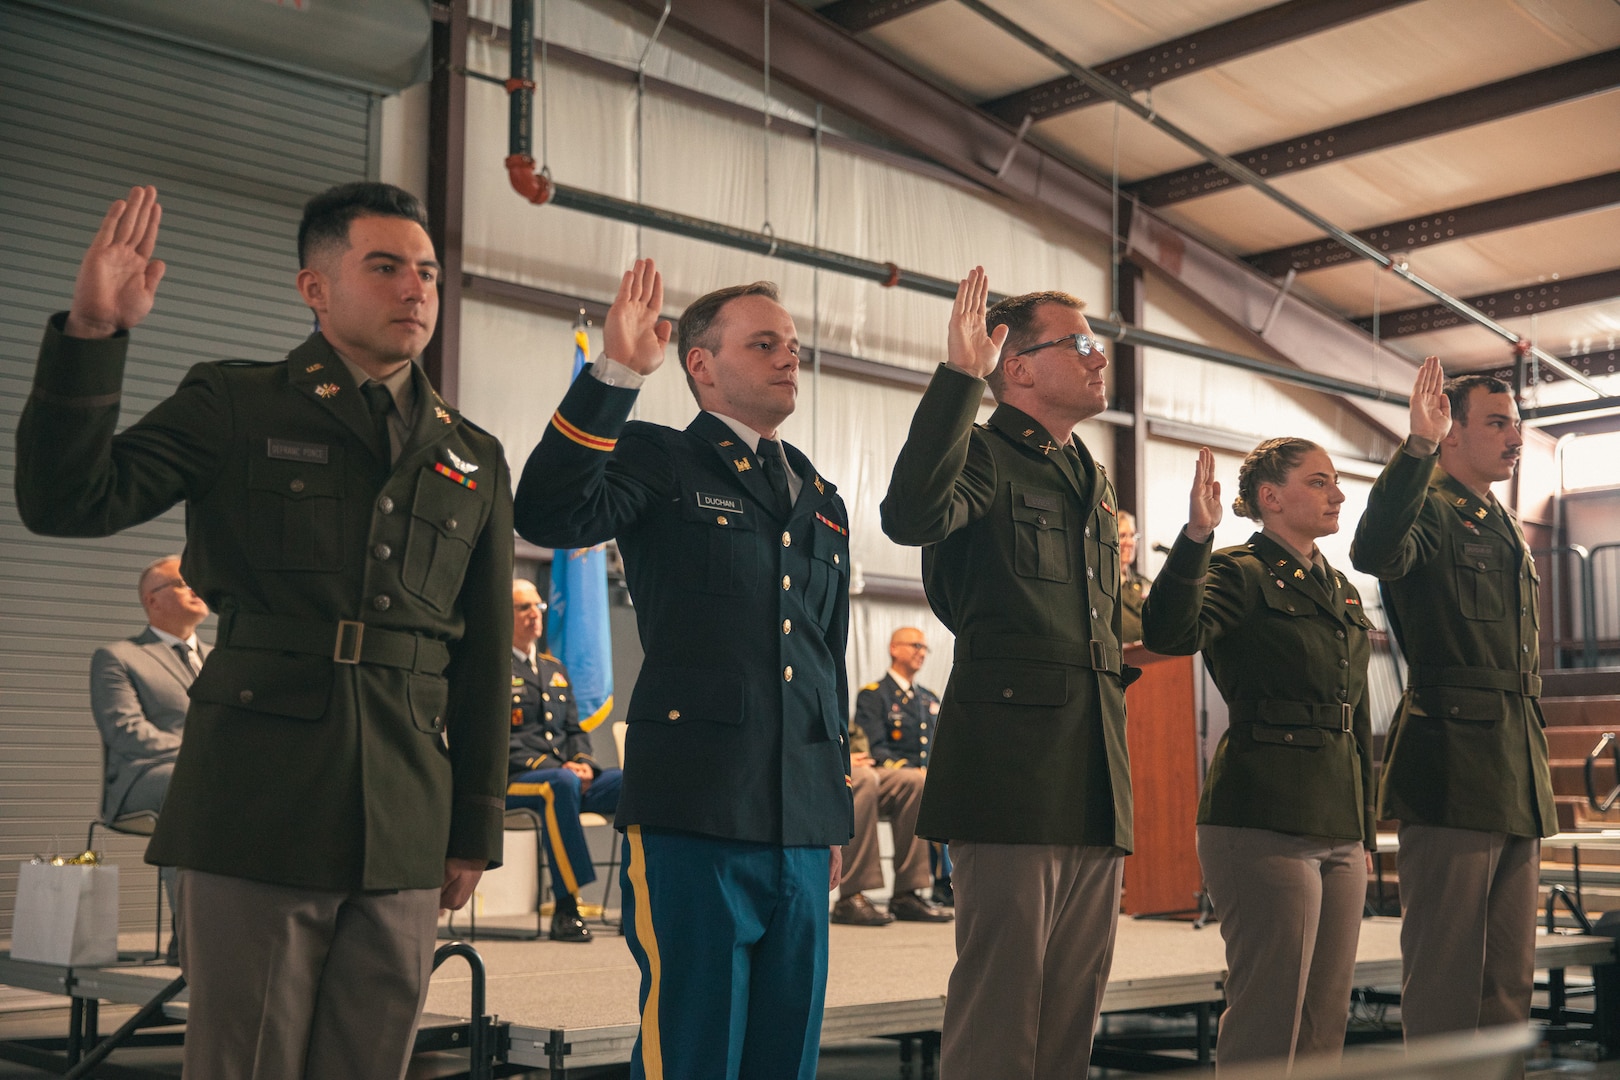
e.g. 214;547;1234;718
425;0;468;404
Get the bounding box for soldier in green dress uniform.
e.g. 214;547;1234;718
1350;357;1553;1059
1144;442;1375;1068
15;184;512;1080
881;268;1133;1077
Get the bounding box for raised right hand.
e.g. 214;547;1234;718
603;258;672;375
1186;446;1222;543
946;266;1008;379
65;185;167;339
1408;355;1451;443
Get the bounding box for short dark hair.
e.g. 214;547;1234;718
982;291;1086;400
1232;437;1323;522
676;282;780;401
297;182;430;268
1444;374;1512;426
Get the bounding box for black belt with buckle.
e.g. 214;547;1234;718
217;612;450;675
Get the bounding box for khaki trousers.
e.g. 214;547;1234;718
1396;825;1540;1043
841;765;930;897
940;842;1122;1080
1197;825;1367;1070
176;869;440;1080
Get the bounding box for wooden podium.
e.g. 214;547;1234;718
1121;645;1203;916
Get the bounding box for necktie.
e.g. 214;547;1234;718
361;382;395;465
173;642;198;677
757;438;793;517
1310;561;1332;594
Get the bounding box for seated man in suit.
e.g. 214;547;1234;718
506;579;623;942
90;554;210;942
835;627;952;925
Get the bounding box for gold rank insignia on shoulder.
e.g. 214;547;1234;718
314;383;340;398
863;682;880;691
814;475;825;494
718;440;734;447
735;458;752;472
435;406;452;424
304;362;324;373
1475;507;1488;519
1293;568;1306;580
1454;496;1468;507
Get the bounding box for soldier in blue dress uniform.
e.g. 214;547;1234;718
506;580;622;942
512;261;852;1080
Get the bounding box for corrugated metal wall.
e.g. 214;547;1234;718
0;0;374;957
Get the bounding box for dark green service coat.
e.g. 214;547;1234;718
881;365;1133;850
1143;531;1376;846
1350;446;1555;837
16;317;513;891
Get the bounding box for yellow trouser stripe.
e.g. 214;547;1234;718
626;826;663;1079
505;781;580;898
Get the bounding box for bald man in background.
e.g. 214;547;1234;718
837;627;952;925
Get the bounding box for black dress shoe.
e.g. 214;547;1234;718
549;913;593;943
890;890;953;923
830;893;894;926
931;877;955;907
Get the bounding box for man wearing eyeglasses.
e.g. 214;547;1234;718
90;554;211;957
882;268;1134;1077
836;627;952;925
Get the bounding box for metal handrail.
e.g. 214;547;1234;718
1532;546;1596;668
432;941;492;1080
1586;732;1620;813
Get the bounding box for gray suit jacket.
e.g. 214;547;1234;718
90;628;209;820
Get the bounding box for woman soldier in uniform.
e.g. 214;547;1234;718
1142;441;1376;1071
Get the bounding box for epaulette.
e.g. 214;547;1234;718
862;681;880;692
218;358;277;367
538;650;559;662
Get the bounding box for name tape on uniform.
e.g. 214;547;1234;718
696;491;745;514
266;438;329;464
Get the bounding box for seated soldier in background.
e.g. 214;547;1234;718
1118;509;1150;644
506;579;623;942
835;627;952;925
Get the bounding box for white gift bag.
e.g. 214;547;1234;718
11;861;119;967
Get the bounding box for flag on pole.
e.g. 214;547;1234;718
548;326;615;731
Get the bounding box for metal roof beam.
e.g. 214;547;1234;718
1131;48;1620;208
982;0;1416;125
1247;172;1620;278
816;0;943;33
607;0;1448;435
1455;346;1620;385
1353;268;1620;337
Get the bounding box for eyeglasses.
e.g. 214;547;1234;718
1013;333;1106;360
146;579;193;597
897;642;929;653
513;602;544;613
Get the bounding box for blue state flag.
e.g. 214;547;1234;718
548;327;614;731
